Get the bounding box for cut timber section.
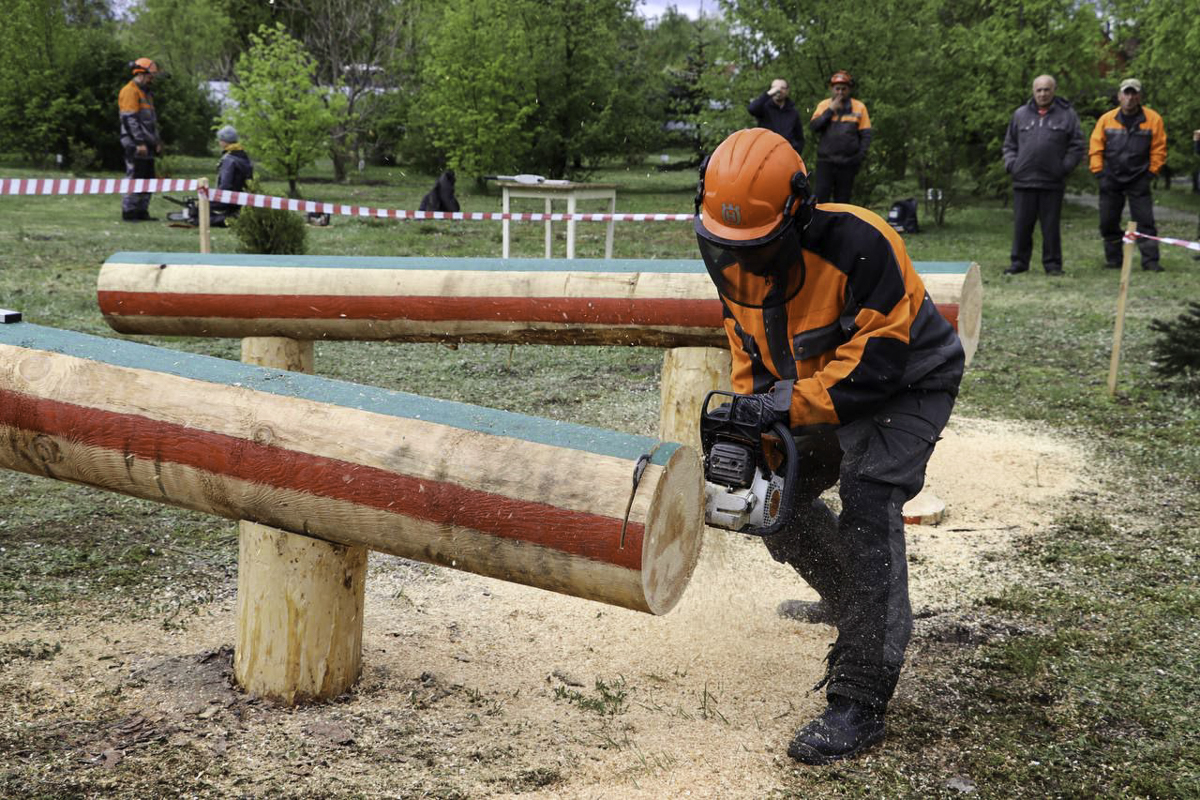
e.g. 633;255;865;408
0;323;704;616
97;254;981;365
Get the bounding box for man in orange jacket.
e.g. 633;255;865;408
809;71;872;203
118;58;161;222
1089;78;1168;271
694;128;964;764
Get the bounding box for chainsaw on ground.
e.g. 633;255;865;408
700;390;800;537
163;195;200;227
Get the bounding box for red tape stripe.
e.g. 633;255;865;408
0;388;643;569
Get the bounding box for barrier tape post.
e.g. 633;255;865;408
198;177;211;254
1108;221;1138;396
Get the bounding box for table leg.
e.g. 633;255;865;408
502;189;511;258
544;198;553;259
567;195;577;259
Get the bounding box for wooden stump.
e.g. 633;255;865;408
658;346;731;449
235;336;367;703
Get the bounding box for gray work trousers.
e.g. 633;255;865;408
762;386;957;711
122;151;155;214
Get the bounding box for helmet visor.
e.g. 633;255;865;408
695;216;805;309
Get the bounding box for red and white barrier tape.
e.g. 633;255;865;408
0;177;198;195
207;189;692;222
1123;230;1200;253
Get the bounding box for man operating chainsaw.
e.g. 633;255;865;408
694;128;964;765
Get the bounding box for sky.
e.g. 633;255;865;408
637;0;718;21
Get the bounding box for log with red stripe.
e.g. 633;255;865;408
98;254;982;364
0;322;703;614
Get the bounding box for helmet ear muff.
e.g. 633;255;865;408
694;153;712;215
784;170;815;228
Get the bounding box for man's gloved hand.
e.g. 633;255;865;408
731;381;793;431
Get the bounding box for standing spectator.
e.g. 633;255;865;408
211;126;253;225
1002;75;1085;276
747;78;805;156
809;71;872;204
1089;78;1168;272
119;58;161;222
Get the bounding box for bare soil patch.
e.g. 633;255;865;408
1;416;1087;797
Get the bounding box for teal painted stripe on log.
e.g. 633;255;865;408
0;322;677;465
107;252;703;274
107;252;971;275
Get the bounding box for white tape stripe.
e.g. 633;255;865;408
1126;230;1200;252
0;179;692;220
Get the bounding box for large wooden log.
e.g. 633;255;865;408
97;253;981;364
0;322;703;615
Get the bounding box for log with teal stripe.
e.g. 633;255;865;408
0;321;704;614
98;253;981;363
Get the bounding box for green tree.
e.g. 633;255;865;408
412;0;662;180
127;0;238;82
223;23;347;197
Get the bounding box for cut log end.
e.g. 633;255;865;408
640;444;705;615
903;491;946;526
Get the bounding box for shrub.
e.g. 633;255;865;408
1150;302;1200;385
228;180;308;255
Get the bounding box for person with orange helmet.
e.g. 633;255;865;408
809;70;872;203
695;128;963;764
119;58;161;221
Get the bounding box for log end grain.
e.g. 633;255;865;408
640;444;705;615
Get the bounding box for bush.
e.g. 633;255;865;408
1150;302;1200;386
228;180;308;254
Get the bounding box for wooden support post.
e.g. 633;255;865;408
236;336;367;703
658;347;731;450
198;177;211;255
1107;221;1137;396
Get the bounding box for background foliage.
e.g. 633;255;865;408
0;0;1198;198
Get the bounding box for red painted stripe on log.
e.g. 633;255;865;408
98;291;720;327
0;389;643;569
98;291;964;331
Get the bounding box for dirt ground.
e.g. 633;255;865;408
2;415;1087;797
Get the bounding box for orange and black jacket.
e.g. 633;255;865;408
118;79;158;153
722;205;964;433
1089;106;1166;183
810;98;872;166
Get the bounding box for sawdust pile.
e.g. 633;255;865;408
9;416;1087;797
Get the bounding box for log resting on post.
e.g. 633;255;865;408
0;323;705;689
97;254;981;363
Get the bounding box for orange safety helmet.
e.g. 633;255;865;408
131;58;159;76
829;70;854;87
694;129;812;308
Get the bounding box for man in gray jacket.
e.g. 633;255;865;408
1002;75;1085;275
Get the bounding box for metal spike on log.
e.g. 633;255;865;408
97;254;981;364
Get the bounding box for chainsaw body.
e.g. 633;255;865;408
700;390;800;537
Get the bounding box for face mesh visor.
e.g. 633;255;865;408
695;217;805;309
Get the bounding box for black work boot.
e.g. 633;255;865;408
777;599;835;625
786;696;885;765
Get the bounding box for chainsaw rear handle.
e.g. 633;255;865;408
741;419;799;538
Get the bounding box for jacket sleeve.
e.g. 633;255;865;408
1088;116;1107;173
790;116;806;152
810;100;834;133
1002;113;1019;171
789;225;923;429
856;127;873;163
1149;114;1167;175
216;154;234;190
1062;110;1085;174
747;93;769;121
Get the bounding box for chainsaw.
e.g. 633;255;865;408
163;195;199;227
700;390;800;537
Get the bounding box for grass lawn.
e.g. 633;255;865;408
1;152;1197;796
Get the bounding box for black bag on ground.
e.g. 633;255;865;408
887;198;919;234
419;170;460;213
